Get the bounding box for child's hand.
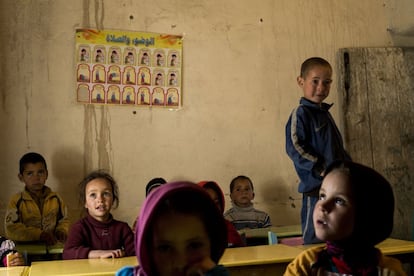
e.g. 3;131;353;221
6;252;25;267
40;231;57;245
88;249;125;259
107;248;125;258
185;257;216;276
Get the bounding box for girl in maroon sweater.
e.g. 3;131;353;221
63;170;135;259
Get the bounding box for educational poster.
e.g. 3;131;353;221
75;28;183;108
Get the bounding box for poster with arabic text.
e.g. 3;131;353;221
75;28;183;108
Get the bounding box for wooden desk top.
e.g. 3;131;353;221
47;242;64;254
294;238;414;256
15;243;47;255
22;238;414;275
0;266;30;276
28;256;137;276
14;242;64;255
220;244;303;267
28;244;303;275
376;238;414;255
239;224;302;239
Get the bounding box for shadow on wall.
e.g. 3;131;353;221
51;147;85;222
261;178;301;226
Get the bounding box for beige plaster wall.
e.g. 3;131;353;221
0;0;407;234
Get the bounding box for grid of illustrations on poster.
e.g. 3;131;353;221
75;28;183;108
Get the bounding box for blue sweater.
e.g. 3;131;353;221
285;97;351;193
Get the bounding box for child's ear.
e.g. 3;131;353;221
18;173;23;182
297;76;304;87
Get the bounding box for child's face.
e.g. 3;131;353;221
152;212;211;276
230;179;254;207
19;162;48;194
205;188;221;211
313;170;355;242
84;178;114;222
297;65;332;104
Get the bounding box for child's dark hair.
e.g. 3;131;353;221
145;177;166;196
78;170;120;212
324;160;394;246
300;57;332;78
19;152;47;174
229;175;254;192
203;181;225;211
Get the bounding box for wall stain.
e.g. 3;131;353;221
83;105;113;174
94;0;105;31
82;0;90;27
82;0;104;30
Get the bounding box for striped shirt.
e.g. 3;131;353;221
224;204;271;230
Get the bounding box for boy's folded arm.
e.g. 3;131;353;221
5;220;43;242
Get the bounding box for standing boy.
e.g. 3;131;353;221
285;57;351;244
224;175;271;230
5;152;70;245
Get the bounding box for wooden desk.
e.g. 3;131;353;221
220;244;304;275
14;242;64;264
239;224;302;239
376;238;414;271
0;266;30;276
294;238;414;272
377;238;414;256
14;242;64;255
14;243;47;255
295;238;414;255
46;242;64;255
239;224;302;246
22;239;414;275
28;256;138;276
28;244;303;275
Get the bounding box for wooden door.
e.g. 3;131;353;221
337;47;414;240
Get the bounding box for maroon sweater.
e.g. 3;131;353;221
63;214;135;259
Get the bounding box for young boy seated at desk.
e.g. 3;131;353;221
224;175;271;231
5;152;70;246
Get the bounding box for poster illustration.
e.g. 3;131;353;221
75;28;183;108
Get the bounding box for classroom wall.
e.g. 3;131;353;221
0;0;412;234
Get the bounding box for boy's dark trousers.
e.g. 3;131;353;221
301;193;323;244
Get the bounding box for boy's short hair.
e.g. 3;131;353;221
300;57;332;78
324;160;394;246
19;152;47;174
229;175;254;192
145;177;167;196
